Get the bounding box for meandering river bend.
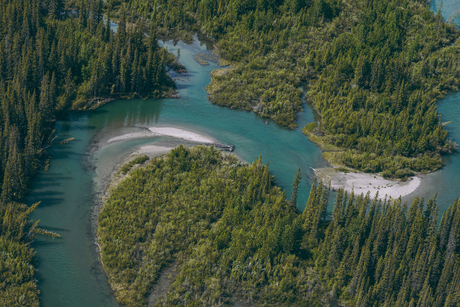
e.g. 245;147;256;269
26;3;460;305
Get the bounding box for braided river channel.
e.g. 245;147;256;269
26;3;460;305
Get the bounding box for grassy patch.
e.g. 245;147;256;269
303;125;343;152
119;155;150;175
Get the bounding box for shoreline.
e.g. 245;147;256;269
314;167;422;200
206;66;234;96
77;88;180;111
93;143;174;302
93;125;224;220
89;126;236;303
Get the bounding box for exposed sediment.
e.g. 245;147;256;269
314;167;421;200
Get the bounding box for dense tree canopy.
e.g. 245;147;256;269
0;0;178;302
115;0;460;176
3;0;460;304
99;146;460;306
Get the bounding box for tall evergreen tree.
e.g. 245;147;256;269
290;167;302;207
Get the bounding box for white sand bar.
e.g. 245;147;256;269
134;145;174;156
148;127;214;143
314;168;421;200
107;127;214;144
107;132;156;143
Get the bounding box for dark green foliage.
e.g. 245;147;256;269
99;146;460;306
99;146;322;306
290;167;302;206
0;201;47;307
118;0;460;174
0;0;178;302
0;0;176;199
0;237;39;307
303;0;460;175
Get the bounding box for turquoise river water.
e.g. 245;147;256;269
26;4;460;306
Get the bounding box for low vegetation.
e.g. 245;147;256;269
119;155;150;174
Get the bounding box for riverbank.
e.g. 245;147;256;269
93;126;239;304
305;101;423;200
78;88;180;111
94;143;173;305
206;66;234;95
314;167;421;200
93;126;223;212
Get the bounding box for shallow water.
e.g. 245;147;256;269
396;0;460;212
412;90;460;212
431;0;460;25
26;3;460;305
27;38;326;306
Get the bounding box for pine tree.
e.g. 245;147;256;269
1;134;25;203
353;55;366;87
289;168;302;207
117;5;127;45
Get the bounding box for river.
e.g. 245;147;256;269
27;3;460;306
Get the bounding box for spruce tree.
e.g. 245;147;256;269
289;168;302;207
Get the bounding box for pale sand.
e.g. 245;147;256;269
106;127;214;144
148;127;214;143
314;168;421;200
133;145;174;156
107;132;155;143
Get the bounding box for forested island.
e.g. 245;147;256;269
114;0;460;177
99;146;460;306
2;0;460;305
99;0;460;305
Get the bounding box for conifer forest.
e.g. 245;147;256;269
2;0;460;306
99;146;460;306
0;0;176;304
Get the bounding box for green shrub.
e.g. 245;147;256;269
303;122;318;132
119;155;150;174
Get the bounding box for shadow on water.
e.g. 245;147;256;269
82;109;109;116
29;174;72;185
32;240;62;248
28;193;65;207
175;83;194;90
88;99;165;129
60;124;98;131
49;150;88;160
90;263;105;276
196;32;215;50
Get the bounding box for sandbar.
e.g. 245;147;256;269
107;132;155;143
107;127;214;144
148;127;214;143
133;145;174;156
314;168;421;200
